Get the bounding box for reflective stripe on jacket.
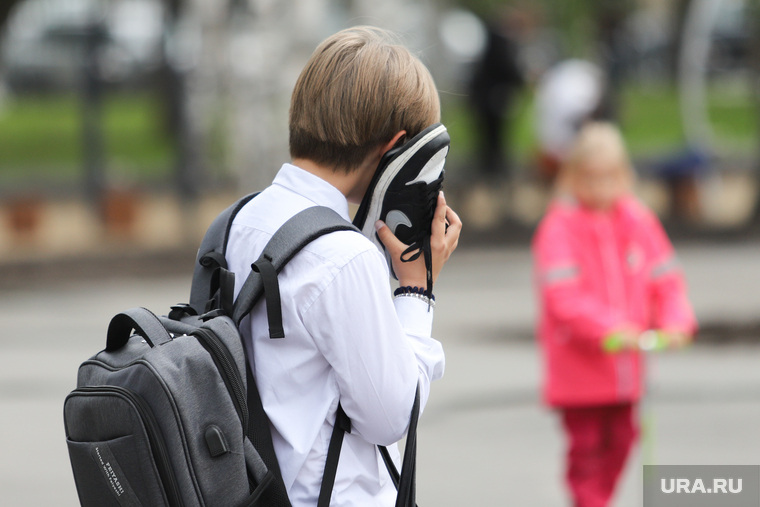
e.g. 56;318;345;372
532;196;697;407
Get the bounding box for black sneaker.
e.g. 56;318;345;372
353;123;450;295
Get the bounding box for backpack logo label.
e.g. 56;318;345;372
91;443;140;506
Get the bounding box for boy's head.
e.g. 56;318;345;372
560;121;633;211
289;26;440;173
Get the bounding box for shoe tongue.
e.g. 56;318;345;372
405;146;448;186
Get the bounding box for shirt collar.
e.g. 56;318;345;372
272;163;351;221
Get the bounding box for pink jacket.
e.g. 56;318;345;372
532;196;697;407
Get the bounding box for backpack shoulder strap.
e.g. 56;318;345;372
189;192;259;314
231;205;358;507
231;205;359;326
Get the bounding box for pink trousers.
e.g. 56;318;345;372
560;404;639;507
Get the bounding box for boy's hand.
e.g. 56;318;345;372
376;192;462;289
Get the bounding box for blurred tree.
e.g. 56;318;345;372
160;0;202;201
749;0;760;224
0;0;23;29
668;0;693;83
593;0;634;121
81;19;108;205
0;0;24;86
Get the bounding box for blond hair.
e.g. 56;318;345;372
289;26;441;172
558;121;634;191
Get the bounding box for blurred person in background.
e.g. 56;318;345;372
534;60;610;183
532;122;697;507
468;6;525;181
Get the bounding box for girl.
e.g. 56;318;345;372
532;122;696;507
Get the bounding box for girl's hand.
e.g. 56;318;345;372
664;330;693;349
602;327;641;353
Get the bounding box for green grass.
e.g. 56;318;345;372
0;94;83;182
102;92;174;179
0;91;174;188
621;83;759;157
620;85;686;155
705;81;760;154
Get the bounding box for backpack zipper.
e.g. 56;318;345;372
191;327;249;433
74;385;184;507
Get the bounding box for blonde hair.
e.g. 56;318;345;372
289;26;441;172
558;121;634;191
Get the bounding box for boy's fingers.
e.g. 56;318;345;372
445;206;462;243
437;204;461;255
375;220;405;254
431;192;448;239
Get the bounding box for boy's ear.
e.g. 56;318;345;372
379;130;407;157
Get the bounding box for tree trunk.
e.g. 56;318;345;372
748;0;760;224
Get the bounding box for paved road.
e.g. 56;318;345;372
1;243;759;506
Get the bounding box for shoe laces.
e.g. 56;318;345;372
398;174;444;307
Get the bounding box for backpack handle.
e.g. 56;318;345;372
106;307;173;351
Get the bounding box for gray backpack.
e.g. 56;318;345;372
64;307;271;506
64;195;419;506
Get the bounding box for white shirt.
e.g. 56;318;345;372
225;163;445;506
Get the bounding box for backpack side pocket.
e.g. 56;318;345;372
64;387;181;507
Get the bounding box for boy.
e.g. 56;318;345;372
224;26;461;505
532;122;696;507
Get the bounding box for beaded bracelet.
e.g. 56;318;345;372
393;286;435;300
394;286;436;308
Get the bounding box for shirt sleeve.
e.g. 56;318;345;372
301;248;444;446
533;214;629;345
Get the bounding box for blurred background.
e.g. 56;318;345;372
0;0;759;505
0;0;758;257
